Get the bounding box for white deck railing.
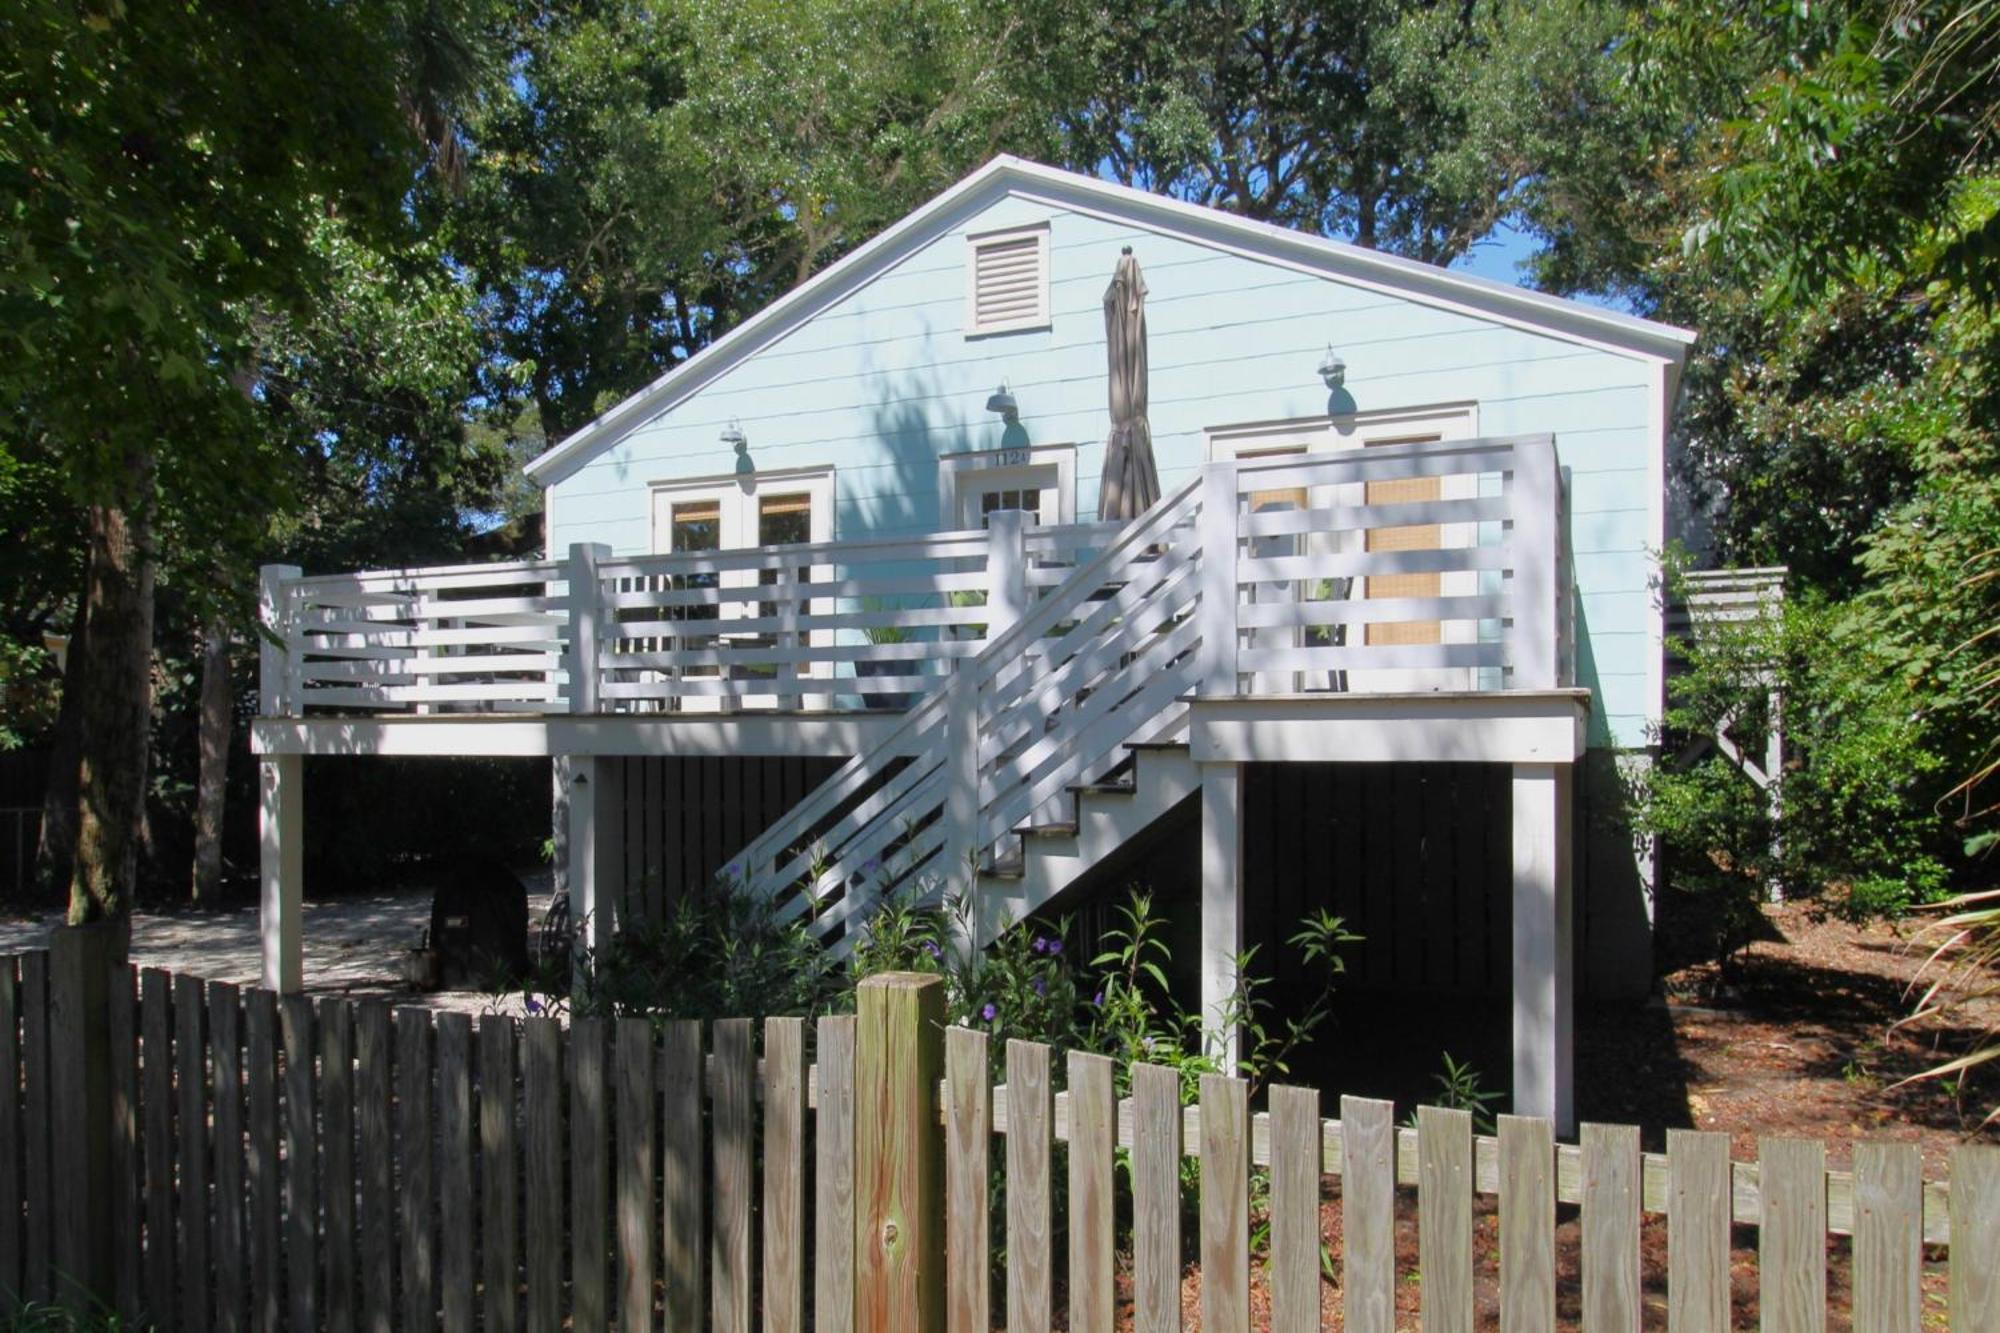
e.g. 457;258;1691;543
257;435;1570;720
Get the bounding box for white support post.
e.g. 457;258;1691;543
567;755;604;987
1199;762;1245;1068
257;564;302;718
777;553;803;709
943;671;981;940
985;508;1029;637
258;753;304;993
1509;437;1560;690
566;542;610;715
1511;761;1575;1134
1195;462;1241;696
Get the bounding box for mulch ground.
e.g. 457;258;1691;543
1092;903;1999;1330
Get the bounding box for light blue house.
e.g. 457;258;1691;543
253;157;1696;1129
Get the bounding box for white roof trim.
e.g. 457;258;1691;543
526;155;1696;486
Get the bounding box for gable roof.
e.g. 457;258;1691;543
526;155;1697;486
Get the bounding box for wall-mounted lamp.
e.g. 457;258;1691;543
985;383;1019;421
1317;345;1347;389
721;419;753;474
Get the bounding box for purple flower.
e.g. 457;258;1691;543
1092;991;1104;1008
923;941;943;959
1032;977;1046;996
525;996;543;1015
1032;937;1049;954
1047;939;1062;956
981;1003;997;1022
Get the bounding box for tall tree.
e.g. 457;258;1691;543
1;0;487;922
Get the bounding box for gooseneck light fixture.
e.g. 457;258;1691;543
985;382;1019;421
1317;345;1347;389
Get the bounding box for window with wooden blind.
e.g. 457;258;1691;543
1363;435;1445;646
965;224;1050;335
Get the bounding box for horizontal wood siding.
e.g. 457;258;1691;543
549;196;1660;746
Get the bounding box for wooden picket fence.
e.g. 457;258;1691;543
2;955;1999;1330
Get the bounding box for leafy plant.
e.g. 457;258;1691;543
1416;1051;1503;1134
1897;888;2000;1127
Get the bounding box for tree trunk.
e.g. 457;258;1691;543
33;597;88;905
68;443;158;925
192;618;231;904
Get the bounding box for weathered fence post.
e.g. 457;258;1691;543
853;972;945;1333
48;920;129;1311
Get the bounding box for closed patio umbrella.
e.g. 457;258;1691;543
1099;246;1160;521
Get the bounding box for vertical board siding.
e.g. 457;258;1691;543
523;1016;565;1333
1666;1130;1731;1333
710;1017;755;1333
479;1017;522;1333
616;1016;657;1333
1066;1051;1115;1333
815;1016;858;1333
763;1016;807;1333
1758;1138;1826;1333
19;953;48;1308
1339;1095;1396;1333
0;955;20;1304
1417;1106;1473;1333
174;974;211;1333
1497;1115;1555;1333
434;1012;474;1333
659;1019;705;1331
570;1016;611;1332
396;1006;436;1333
1199;1073;1250;1333
319;998;356;1333
943;1026;988;1333
1267;1084;1322;1333
1005;1038;1053;1333
1131;1063;1182;1333
355;1002;395;1333
279;996;318;1333
110;963;142;1319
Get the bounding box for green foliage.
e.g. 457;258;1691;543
1413;1052;1502;1135
0;1303;127;1333
1636;583;1953;959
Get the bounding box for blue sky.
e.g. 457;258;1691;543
1450;217;1541;286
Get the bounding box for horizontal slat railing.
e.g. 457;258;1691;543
17;956;1988;1331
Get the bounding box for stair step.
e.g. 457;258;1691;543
1010;821;1079;840
1125;740;1190;754
980;855;1026;880
1068;779;1136;797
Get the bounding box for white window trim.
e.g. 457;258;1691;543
1204;401;1480;459
964;222;1052;337
647;465;836;552
937;443;1076;530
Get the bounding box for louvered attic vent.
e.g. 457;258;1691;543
966;224;1050;336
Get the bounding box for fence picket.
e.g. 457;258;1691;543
319;998;355;1333
1758;1137;1826;1333
1269;1084;1322;1333
659;1020;704;1332
1006;1038;1053;1333
616;1016;656;1333
1199;1073;1250;1333
436;1012;474;1333
355;1002;394;1333
1340;1095;1396;1333
1132;1063;1181;1333
0;955;18;1303
280;996;318;1333
1067;1050;1115;1333
1853;1141;1920;1333
1666;1130;1730;1333
139;967;173;1324
1582;1122;1641;1333
1418;1106;1473;1333
711;1016;754;1333
481;1016;521;1333
944;1026;987;1333
1498;1115;1554;1333
110;964;140;1323
571;1015;611;1332
763;1016;806;1333
523;1016;564;1333
245;989;280;1333
174;974;211;1333
1949;1146;1999;1332
209;984;246;1333
397;1006;437;1333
